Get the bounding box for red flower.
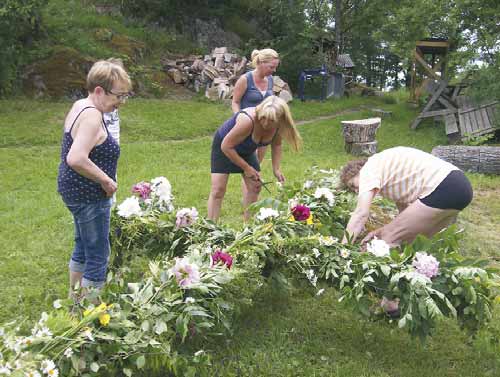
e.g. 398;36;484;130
211;250;233;269
291;204;311;221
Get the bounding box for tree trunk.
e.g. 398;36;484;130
431;146;500;174
345;141;378;156
341;117;381;143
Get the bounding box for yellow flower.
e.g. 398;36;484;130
97;303;107;312
306;214;313;225
99;313;111;326
83;309;92;317
288;216;295;222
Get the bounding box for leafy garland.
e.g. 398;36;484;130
1;168;498;376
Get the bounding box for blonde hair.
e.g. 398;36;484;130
251;48;279;68
255;96;302;152
86;59;132;93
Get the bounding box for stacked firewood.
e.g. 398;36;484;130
160;47;293;102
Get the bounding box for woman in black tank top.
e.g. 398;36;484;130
56;59;132;295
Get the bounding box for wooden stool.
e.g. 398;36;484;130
341;117;381;156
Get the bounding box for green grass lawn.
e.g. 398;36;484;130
1;94;499;376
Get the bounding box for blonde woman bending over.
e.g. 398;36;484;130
232;48;280;163
209;95;301;221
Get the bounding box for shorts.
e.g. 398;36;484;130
420;170;473;210
210;132;260;174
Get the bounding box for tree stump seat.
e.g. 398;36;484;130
341;117;381;156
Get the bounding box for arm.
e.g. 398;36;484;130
231;75;247;113
66;111;117;197
220;113;260;181
270;134;285;182
342;189;377;243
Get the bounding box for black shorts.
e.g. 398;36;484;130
210;132;260;174
420;170;473;210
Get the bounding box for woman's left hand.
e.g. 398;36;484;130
273;169;285;183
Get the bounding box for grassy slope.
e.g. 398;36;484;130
1;95;500;376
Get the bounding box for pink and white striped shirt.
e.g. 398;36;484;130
358;147;458;205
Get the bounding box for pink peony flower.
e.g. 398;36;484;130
291;204;311;221
172;258;200;287
211;250;233;269
412;252;439;279
132;181;152;200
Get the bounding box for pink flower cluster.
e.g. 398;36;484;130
211;250;233;269
132;181;152;200
412;252;440;279
172;258;200;287
291;204;311;221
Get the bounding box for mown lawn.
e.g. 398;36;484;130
1;94;499;376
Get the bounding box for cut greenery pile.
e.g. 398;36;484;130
1;168;498;377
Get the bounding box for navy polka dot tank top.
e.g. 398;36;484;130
57;106;120;203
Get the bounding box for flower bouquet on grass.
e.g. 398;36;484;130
287;226;499;340
0;247;242;377
111;177;236;270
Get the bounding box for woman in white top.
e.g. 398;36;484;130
340;147;473;246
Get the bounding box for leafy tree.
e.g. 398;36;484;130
0;0;48;95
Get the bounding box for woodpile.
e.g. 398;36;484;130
341;117;381;156
160;47;293;102
431;146;500;175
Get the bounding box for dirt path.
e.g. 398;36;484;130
295;107;362;126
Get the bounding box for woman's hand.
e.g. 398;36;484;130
273;169;285;183
100;177;118;197
244;166;261;183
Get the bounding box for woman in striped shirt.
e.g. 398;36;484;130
340;147;473;246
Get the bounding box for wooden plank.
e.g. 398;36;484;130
479;108;491;130
451;85;461;101
418;108;457;119
414;52;441;80
437;96;457;110
416;41;450;49
445;114;459;135
458;111;467;135
411;80;448;129
486;106;498;126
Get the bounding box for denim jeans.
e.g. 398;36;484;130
64;198;112;288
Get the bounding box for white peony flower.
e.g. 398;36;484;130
52;300;62;309
151;176;173;203
185;297;196;304
117;197;142;218
256;207;280;221
367;237;391;257
314;187;335;206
